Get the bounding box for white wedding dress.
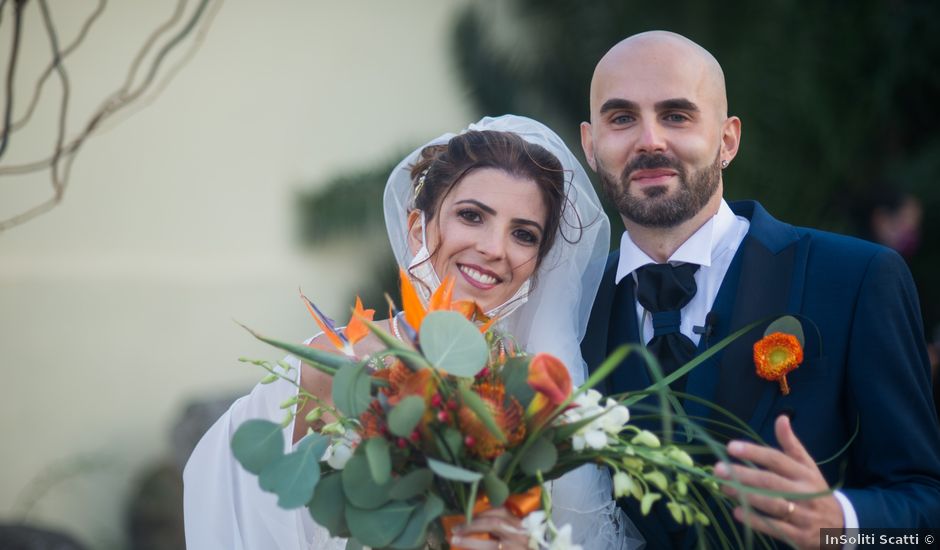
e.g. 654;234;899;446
183;115;644;550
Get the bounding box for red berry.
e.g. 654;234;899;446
447;398;459;411
437;410;450;423
409;430;421;443
464;436;476;447
431;393;443;408
397;438;408;449
476;367;490;379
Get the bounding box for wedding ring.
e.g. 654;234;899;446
784;500;795;519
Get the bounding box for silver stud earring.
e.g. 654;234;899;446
721;160;729;169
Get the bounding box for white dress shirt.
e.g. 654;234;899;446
614;198;859;532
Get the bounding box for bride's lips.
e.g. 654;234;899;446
629;168;677;186
457;263;503;290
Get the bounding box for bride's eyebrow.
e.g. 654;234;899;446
455;199;496;215
455;199;544;233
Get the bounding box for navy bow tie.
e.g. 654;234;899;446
634;262;700;390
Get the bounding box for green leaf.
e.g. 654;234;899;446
308;472;349;537
238;322;353;374
346;500;416;548
342;451;391;510
437;427;464;459
520;435;557;476
231;419;284;475
388;494;445;549
499;356;535;408
492;452;513;476
364;437;392;485
258;433;330;508
344;540;364;550
457;385;506;443
388;395;426;437
427;457;483;482
419;311;488;377
389;468;434;500
483;471;509;507
765;315;805;347
332;362;373;417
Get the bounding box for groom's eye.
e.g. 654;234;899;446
611;114;634;125
663;112;690;123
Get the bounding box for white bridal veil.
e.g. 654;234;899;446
384;115;642;549
384;115;609;384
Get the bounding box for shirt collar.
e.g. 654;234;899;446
615;199;738;284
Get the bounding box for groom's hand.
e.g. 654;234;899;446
714;415;843;550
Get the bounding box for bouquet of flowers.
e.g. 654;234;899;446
231;273;784;549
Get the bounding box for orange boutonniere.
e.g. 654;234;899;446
753;332;804;395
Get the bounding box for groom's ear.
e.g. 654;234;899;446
406;209;423;255
580;121;597;172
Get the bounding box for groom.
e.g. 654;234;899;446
579;31;940;548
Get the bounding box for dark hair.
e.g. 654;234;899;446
410;130;566;265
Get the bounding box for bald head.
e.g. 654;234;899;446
590;31;728;121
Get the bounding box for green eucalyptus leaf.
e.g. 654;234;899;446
419;311;487;377
493;452;513;476
483;471;509;507
437;427;464;459
364;437;392;485
499;356;535;408
258;433;330;508
427;458;483;483
765;315;805;346
346;500;416;548
332;362;373;417
388;494;445;550
389;468;434;500
388;395;426;438
231;419;284;475
457;385;506;443
342;451;391;510
308;473;349;537
520;435;557;476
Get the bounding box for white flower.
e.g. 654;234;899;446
522;511;548;549
321;429;360;470
548;524;583;550
561;390;630;452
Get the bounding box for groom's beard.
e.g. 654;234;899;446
597;151;721;228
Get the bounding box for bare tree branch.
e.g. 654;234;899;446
11;0;106;133
0;0;27;160
0;0;219;231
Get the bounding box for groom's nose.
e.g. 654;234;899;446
636;119;667;154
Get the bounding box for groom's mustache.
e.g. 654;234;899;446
621;153;683;182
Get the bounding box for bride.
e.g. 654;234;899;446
183;115;643;549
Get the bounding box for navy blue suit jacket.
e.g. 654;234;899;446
582;201;940;546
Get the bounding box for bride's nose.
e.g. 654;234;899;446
474;229;507;260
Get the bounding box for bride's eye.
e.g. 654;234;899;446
457;209;482;223
513;228;539;246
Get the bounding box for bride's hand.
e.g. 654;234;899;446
449;507;529;549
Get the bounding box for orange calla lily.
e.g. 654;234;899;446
525;353;572;427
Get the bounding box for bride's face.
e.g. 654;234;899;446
409;168;548;312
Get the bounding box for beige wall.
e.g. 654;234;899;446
0;1;471;546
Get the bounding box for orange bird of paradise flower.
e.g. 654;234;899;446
753;332;803;395
398;268;495;334
300;290;375;357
